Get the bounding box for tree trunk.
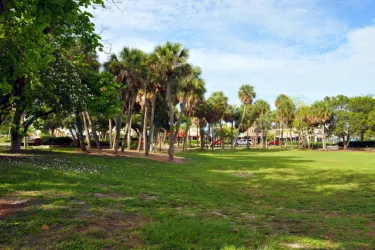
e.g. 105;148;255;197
86;112;101;150
200;119;204;151
322;126;327;151
82;112;91;150
280;124;283;149
76;112;86;151
127;115;133;150
182;119;190;152
122;97;135;152
234;105;247;150
10;107;23;151
137;106;145;152
167;81;174;160
149;93;157;153
113;114;122;153
220;120;224;150
143;102;149;156
290;128;293;149
230;121;234;151
174;92;187;143
109;119;113;149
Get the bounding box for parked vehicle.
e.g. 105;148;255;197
233;139;252;146
210;139;223;147
268;140;280;146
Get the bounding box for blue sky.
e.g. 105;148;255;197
92;0;375;107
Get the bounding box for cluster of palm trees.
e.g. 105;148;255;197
102;41;334;160
104;42;206;160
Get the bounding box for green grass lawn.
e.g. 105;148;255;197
1;149;375;249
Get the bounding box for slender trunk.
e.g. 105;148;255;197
109;119;113;149
122;97;135;152
113;114;122;153
149;93;157;153
290;128;293;149
234;105;247;150
175;92;187;143
127;115;133;150
322;126;327;151
143;102;149;156
200;119;204;150
137;107;145;152
76;112;86;151
219;120;224;150
230;121;234;151
280;124;283;149
82;112;91;149
86;112;101;150
182;118;190;152
167;81;174;160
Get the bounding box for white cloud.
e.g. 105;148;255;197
93;1;375;106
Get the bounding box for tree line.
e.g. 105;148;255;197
1;1;374;159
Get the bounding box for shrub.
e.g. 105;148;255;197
41;136;73;146
337;141;375;148
33;138;42;146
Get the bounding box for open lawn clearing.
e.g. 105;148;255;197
1;149;375;249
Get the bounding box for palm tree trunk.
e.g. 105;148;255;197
127;116;133;150
230;120;234;151
219;120;224;150
138;107;145;152
279;124;283;149
182;115;190;152
109;119;113;149
247;129;249;150
82;112;91;150
149;93;157;153
167;81;174;160
234;105;247;150
143;102;149;156
199;119;204;151
290;128;293;149
174;92;187;143
76;112;86;151
113;114;122;153
121;98;134;152
85;112;101;150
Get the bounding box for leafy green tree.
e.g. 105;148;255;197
275;94;295;149
1;0;103;150
224;105;238;150
207;91;228;149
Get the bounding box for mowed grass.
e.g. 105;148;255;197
1;149;375;249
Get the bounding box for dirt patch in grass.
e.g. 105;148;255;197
0;199;42;220
81;149;186;164
232;172;253;178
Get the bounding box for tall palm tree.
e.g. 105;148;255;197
181;79;206;152
275;94;295;149
253;100;271;147
235;84;256;149
154;42;189;161
174;65;201;142
224;105;238;150
308;101;332;151
207;91;228;150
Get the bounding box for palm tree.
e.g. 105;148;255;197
253;100;271;148
174;65;201;143
195;100;209;150
181;79;206;152
207;91;228;150
235;84;256;149
275;94;295;149
224;105;238;150
154;42;190;160
309;101;332;151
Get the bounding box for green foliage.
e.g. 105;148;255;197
337;141;375;148
41;136;73;146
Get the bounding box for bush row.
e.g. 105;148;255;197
337;141;375;148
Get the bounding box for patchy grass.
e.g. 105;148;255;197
1;149;375;249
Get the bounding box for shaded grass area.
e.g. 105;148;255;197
1;149;375;249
